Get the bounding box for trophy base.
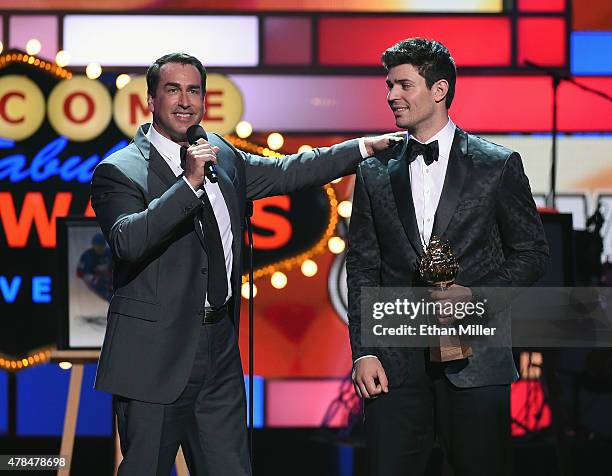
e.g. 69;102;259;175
430;335;473;362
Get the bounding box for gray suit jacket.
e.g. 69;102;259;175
346;127;549;388
92;123;361;403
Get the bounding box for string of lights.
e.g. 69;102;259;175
0;349;52;372
0;51;72;78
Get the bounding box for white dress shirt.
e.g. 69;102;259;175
147;125;233;306
409;117;456;249
353;118;456;367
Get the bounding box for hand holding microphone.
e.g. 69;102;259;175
183;125;220;189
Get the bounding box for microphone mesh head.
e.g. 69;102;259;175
186;124;207;144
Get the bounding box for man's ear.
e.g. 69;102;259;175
432;79;449;105
147;94;154;113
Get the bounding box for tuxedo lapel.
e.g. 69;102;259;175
388;141;425;258
431;128;470;239
133;124;177;190
148;147;178;189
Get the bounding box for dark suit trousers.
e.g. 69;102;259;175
113;313;251;476
364;350;511;476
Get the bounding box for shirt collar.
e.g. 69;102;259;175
147;123;183;167
407;117;456;160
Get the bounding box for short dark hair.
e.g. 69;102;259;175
382;38;456;109
146;52;207;97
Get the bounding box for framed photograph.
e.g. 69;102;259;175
57;217;111;350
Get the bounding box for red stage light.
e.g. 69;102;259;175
266;379;353;427
518;17;567;67
517;0;566;12
452;76;612;132
264;17;312;65
319;17;511;67
511;380;552;436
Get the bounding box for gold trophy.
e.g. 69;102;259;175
419;236;473;362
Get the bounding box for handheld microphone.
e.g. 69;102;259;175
186;124;218;184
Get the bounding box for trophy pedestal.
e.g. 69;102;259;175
429;335;473;362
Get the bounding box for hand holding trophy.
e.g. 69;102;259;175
419;236;473;362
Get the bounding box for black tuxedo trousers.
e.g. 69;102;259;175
364;349;511;476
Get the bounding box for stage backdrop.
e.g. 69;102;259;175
0;0;611;434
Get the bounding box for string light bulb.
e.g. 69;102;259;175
301;259;318;277
235;121;253;138
267;132;284;151
328;236;346;254
338;200;352;218
115;73;131;90
86;62;102;79
55;50;70;67
271;271;288;289
26;39;42;56
241;282;257;299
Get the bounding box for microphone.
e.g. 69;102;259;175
186;124;218;184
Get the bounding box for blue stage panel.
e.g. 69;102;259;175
337;445;354;476
16;363;111;436
571;32;612;75
0;371;7;434
244;375;264;428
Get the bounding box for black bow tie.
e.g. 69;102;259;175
406;139;439;166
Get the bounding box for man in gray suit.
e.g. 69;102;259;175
347;39;549;475
92;52;397;475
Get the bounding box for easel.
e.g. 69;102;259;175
50;350;189;475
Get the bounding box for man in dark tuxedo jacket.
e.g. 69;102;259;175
347;38;549;476
91;52;397;475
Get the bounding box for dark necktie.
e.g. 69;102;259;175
180;147;228;308
406;139;439;166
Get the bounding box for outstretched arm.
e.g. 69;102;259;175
243;135;403;200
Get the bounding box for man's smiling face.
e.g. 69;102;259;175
147;62;205;143
386;63;437;132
